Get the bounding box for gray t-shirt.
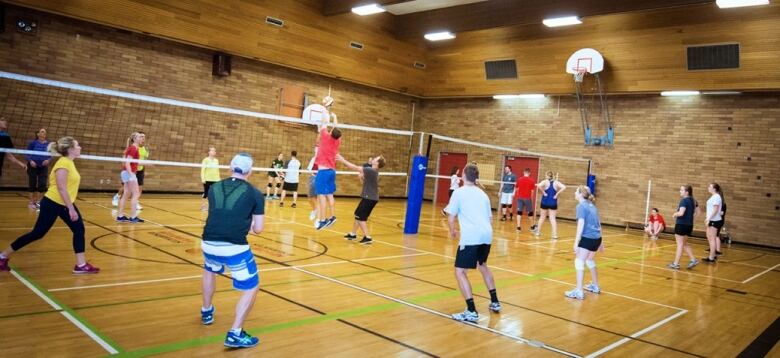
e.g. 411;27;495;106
361;167;379;201
501;173;517;193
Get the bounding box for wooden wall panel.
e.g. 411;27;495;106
423;3;780;96
3;0;428;95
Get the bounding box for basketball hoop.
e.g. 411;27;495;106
573;68;587;83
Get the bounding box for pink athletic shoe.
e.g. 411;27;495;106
73;262;100;274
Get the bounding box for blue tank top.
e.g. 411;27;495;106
541;180;557;206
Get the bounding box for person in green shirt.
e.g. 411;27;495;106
266;152;284;200
201;146;221;211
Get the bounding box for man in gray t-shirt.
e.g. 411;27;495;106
336;153;385;245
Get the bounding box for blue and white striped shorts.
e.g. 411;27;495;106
201;241;259;290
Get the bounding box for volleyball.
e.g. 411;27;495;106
322;95;334;107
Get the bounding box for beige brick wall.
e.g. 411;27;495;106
0;7;413;197
1;7;778;247
416;95;780;247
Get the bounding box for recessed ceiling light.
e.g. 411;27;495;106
424;31;456;41
702;91;742;95
542;16;582;27
661;91;700;96
716;0;769;8
493;94;545;99
351;4;386;16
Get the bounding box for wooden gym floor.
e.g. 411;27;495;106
0;192;778;357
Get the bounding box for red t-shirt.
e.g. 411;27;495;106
648;214;666;227
122;145;140;173
515;176;535;199
315;128;341;169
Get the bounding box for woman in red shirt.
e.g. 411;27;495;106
645;208;665;240
116;132;144;223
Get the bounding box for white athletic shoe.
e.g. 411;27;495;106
309;210;317;221
112;194;119;206
584;283;601;294
451;309;478;323
564;289;584;300
136;204;143;211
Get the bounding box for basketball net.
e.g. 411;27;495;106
573;68;587;83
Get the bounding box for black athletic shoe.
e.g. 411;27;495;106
291;203;297;208
530;225;537;231
516;226;522;231
500;216;506;222
344;233;357;241
702;257;717;263
716;250;723;256
279;202;284;207
359;237;373;245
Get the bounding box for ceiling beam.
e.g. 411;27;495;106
394;0;713;39
321;0;412;16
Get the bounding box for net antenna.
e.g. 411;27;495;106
566;48;614;146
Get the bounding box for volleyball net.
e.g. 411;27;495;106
1;70;593;232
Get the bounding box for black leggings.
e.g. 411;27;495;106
27;165;48;193
11;197;85;253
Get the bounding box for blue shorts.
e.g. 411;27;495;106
201;241;259;290
314;168;336;195
120;170;137;183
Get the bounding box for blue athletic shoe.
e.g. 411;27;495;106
116;216;129;222
201;306;214;325
224;330;259;348
315;220;328;231
325;216;337;228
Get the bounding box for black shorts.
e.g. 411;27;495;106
454;244;491;269
540;203;557;210
268;172;279;178
578;237;602;252
136;169;145;186
203;181;217;198
674;224;693;236
708;220;724;229
282;182;298;192
354;198;378;221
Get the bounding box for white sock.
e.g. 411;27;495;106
230;328;242;335
201;305;213;312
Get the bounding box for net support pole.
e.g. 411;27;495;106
404;154;428;234
644;179;652;226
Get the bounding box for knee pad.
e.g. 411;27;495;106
586;260;596;269
267;183;273;188
528;211;534;217
502;204;508;209
276;183;281;188
574;258;585;271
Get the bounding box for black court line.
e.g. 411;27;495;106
75;203;438;358
134;198;702;357
738;316;780;358
0;309;61;320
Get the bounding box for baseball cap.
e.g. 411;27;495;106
231;153;253;174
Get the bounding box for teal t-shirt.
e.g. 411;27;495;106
203;178;265;245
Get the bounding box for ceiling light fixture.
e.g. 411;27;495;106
542;16;582;27
424;31;456;41
716;0;769;8
661;91;700;96
351;4;386;16
493;94;545;99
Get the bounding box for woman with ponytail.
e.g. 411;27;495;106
703;183;724;263
668;185;699;270
116;132;144;223
0;137;99;273
564;186;603;300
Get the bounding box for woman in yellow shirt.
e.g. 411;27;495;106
0;137;99;274
200;146;221;211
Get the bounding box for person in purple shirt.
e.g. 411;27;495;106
26;128;50;209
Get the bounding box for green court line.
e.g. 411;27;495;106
115;252;652;357
11;265;125;353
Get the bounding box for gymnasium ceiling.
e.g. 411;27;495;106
323;0;714;39
3;0;779;97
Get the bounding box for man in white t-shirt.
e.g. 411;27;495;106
280;151;301;208
444;164;501;323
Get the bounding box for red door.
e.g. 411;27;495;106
436;152;468;205
503;156;541;210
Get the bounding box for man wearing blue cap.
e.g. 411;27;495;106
199;153;265;348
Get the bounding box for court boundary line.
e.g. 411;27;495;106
9;267;122;354
741;263;780;284
584;310;690;358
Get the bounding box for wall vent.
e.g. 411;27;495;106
265;16;284;27
485;59;517;80
687;43;739;70
349;41;364;50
